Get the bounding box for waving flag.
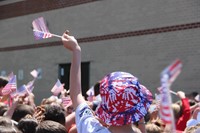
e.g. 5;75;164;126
2;75;17;95
161;59;182;84
33;30;52;40
32;17;61;40
86;86;94;96
26;80;35;92
30;69;39;79
7;72;14;80
159;59;182;132
51;79;64;96
17;85;27;96
62;96;72;108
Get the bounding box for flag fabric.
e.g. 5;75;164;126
26;80;35;93
160;74;175;130
33;30;52;40
161;59;182;84
32;17;53;40
1;75;17;95
7;72;14;80
32;17;50;33
17;85;27;96
86;86;94;96
30;69;39;79
51;79;64;96
159;59;183;132
62;96;72;108
32;17;62;40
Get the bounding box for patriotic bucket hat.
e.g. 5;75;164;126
95;72;153;126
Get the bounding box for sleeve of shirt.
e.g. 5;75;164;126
176;98;191;131
75;102;111;133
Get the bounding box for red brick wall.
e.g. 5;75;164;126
0;0;98;20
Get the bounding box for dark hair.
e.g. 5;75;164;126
36;120;67;133
0;103;8;116
44;104;66;126
18;118;38;133
12;104;34;122
0;116;12;126
0;76;8;88
94;81;100;96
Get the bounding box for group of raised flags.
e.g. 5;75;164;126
32;17;62;40
159;59;183;132
1;69;72;108
1;69;40;97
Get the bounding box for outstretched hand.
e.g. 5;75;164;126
62;30;80;51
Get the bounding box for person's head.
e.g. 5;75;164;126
172;103;181;121
0;76;8;96
145;123;162;133
95;71;153;126
184;125;198;133
0;116;13;126
17;117;38;133
43;104;66;126
0;103;8;116
0;125;21;133
36;120;67;133
12;104;34;122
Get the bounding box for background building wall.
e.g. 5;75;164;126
0;0;200;104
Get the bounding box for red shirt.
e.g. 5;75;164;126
176;98;191;131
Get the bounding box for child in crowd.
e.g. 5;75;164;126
61;30;153;133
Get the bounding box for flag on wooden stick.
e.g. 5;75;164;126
51;79;64;96
32;17;62;40
159;59;183;132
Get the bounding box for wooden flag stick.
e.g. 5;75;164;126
33;29;62;38
170;90;177;95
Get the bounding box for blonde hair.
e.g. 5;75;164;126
145;123;162;133
172;103;181;120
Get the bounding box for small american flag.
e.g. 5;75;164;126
159;59;182;132
26;80;35;92
51;79;64;96
32;17;61;40
17;85;27;96
30;69;39;78
1;75;17;95
62;96;72;107
33;30;52;40
161;59;182;84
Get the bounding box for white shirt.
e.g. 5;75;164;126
75;102;111;133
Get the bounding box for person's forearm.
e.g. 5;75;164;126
4;102;17;118
70;48;85;108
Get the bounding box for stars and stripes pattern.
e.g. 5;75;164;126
1;75;17;95
16;85;27;96
62;96;72;108
159;59;182;131
32;17;53;40
159;76;173;124
161;59;182;84
33;30;52;40
51;79;64;96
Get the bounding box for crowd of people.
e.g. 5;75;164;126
0;30;199;133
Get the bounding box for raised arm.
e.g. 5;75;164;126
62;31;85;109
